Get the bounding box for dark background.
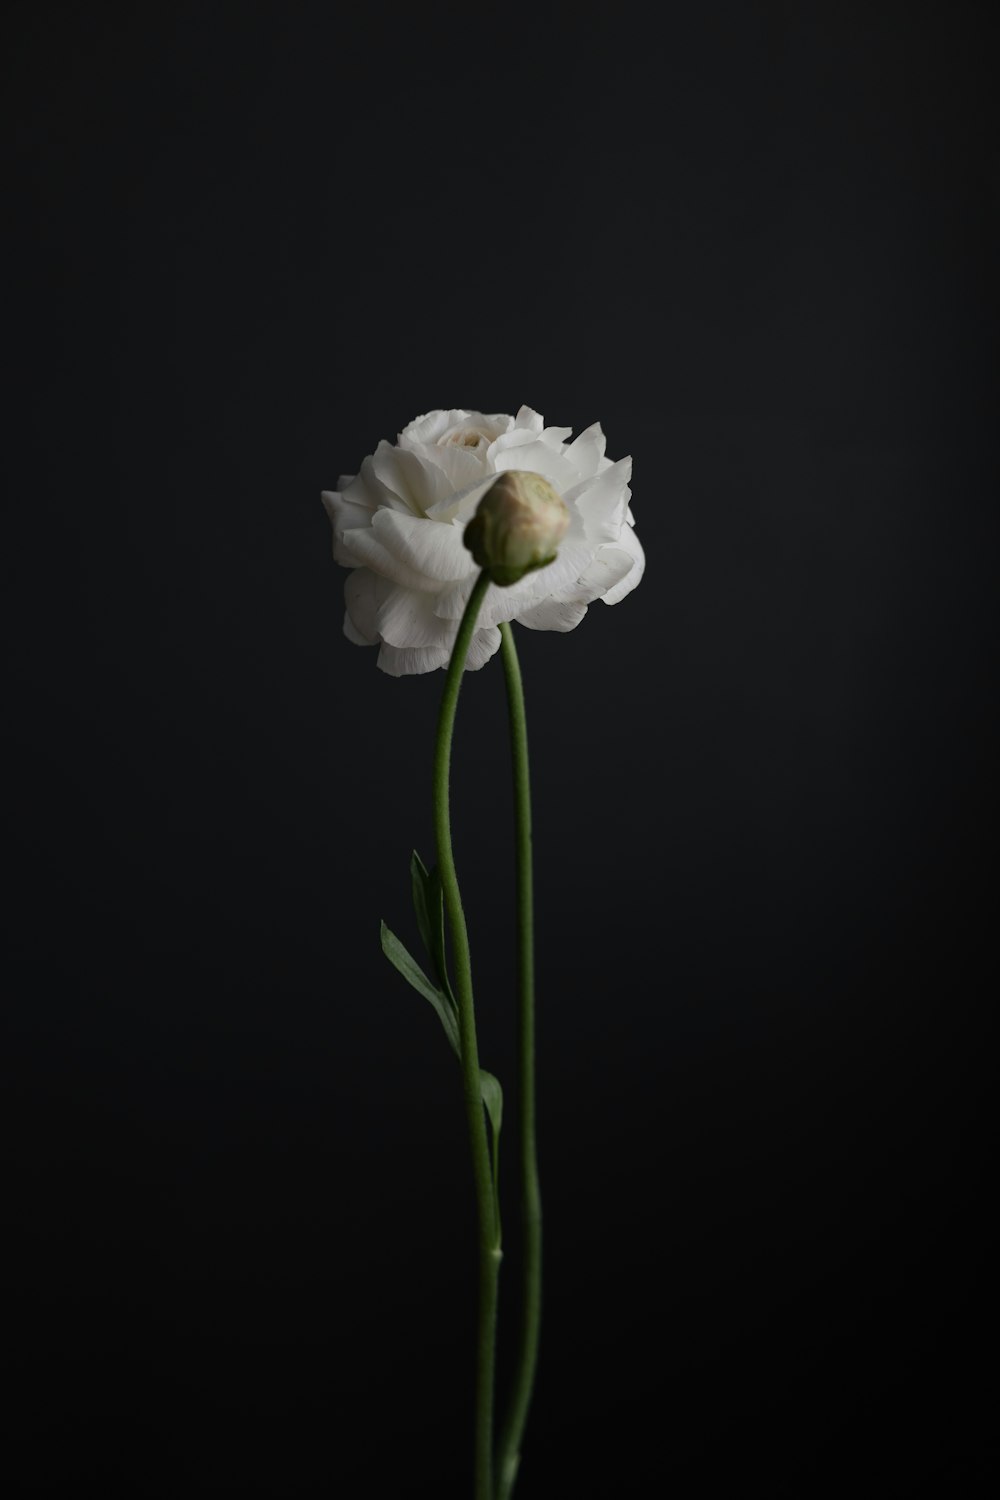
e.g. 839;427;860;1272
4;2;995;1493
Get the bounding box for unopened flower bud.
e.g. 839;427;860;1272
463;470;570;587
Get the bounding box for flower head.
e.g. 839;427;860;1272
464;471;570;587
322;406;644;675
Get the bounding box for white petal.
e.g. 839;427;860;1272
323;466;387;566
419;439;489;493
398;410;465;448
562;422;606;481
432;539;596;626
343;460;387;508
492;438;579;491
371;440;453;514
464;625;502;670
377;642;451;676
343;567;379;644
322;490;369;567
344;613;371;646
376;586;455;649
565;543;636;603
540;426;572;448
372;509;474;584
321;486;361;530
484;539;596;621
424;474;498;526
516;598;589;633
439;410;511;441
601;523;645;605
564;457;633;545
340;526;440;590
356;454;397;505
513;406;544;433
486;426;543;466
431;570;478;622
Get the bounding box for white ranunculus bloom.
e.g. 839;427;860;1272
322;405;645;676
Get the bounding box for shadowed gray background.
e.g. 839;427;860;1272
4;2;995;1492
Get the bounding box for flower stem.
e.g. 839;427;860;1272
432;569;500;1500
495;621;541;1500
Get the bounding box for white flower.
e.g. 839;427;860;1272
322;405;645;676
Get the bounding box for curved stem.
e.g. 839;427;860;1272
432;569;500;1500
495;621;541;1500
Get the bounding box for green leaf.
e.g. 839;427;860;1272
410;851;434;960
479;1068;503;1142
380;920;460;1056
480;1068;504;1238
426;866;451;996
410;850;452;998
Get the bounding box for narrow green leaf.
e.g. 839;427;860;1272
479;1069;503;1141
426;864;452;999
480;1068;504;1240
380;920;460;1056
411;850;452;1000
410;850;433;960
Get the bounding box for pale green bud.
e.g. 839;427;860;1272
463;470;570;587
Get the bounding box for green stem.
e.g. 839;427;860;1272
495;621;541;1500
432;570;501;1500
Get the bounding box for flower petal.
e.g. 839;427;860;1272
424;474;498;526
494;538;596;617
564;457;633;545
564;543;636;604
486;426;543;466
516;598;589;632
377;642;451;676
601;522;645;605
492;438;579;491
398;410;468;448
465;625;502;670
340;526;440;591
323;490;369;567
343;567;380;644
562;422;606;481
372;509;474;583
323;462;389;565
431;538;596;626
371;439;453;515
376;586;456;649
418;439;489;494
430;570;478;623
513;406;544;433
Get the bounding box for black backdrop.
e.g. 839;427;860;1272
5;3;995;1494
